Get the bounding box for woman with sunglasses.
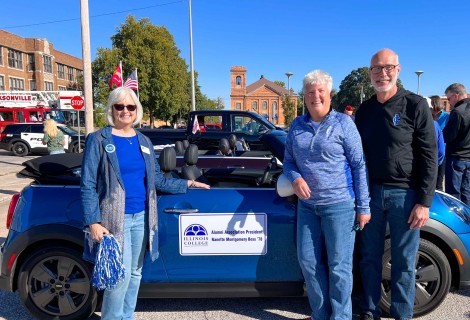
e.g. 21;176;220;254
81;86;209;319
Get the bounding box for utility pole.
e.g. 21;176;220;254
80;0;94;134
189;0;196;111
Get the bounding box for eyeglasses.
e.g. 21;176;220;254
113;104;137;111
370;64;400;74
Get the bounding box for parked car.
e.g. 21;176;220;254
0;131;469;319
139;110;285;151
0;123;85;156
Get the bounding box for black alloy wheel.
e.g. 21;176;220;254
380;238;452;317
18;246;97;320
13;141;29;156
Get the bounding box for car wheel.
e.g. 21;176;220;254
18;246;98;320
380;238;451;317
12;142;29;156
73;142;85;153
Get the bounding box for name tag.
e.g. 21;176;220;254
141;145;150;154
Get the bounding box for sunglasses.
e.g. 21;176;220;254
113;104;137;111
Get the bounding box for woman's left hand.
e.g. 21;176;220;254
188;180;210;189
356;212;371;230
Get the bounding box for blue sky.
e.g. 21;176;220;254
1;0;469;108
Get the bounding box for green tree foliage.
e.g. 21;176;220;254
274;80;285;88
92;16;194;127
332;67;403;112
282;96;296;128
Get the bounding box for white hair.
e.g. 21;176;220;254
105;87;143;126
303;70;333;93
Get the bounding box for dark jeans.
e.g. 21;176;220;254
436;158;445;191
359;185;419;320
445;157;470;206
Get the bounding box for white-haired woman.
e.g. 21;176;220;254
42;119;65;154
81;87;209;319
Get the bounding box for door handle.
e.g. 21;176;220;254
163;208;199;214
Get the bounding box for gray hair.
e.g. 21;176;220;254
370;48;400;66
106;87;143;127
302;70;333;93
445;83;467;96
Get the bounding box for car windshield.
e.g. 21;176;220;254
59;126;78;135
250;113;276;130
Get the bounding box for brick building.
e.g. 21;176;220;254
0;30;83;92
230;66;297;127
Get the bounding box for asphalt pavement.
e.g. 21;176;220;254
0;150;469;319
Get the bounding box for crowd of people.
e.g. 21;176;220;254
285;48;469;320
75;49;469;320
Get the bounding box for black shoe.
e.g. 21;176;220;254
360;312;381;320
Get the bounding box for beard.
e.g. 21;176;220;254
371;75;397;93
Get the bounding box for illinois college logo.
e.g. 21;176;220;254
393;113;401;126
183;224;209;247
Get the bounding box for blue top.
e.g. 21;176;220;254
436;111;450;130
434;121;445;166
113;135;146;214
284;109;370;213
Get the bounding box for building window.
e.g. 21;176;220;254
272;101;278;110
57;63;65;79
43;55;52;73
252;101;258;111
30;80;36;91
0;76;4;90
58;85;67;91
28;54;35;71
8;49;23;69
236;76;241;86
45;81;54;91
67;67;74;81
9;77;25;90
0;47;3;65
235;102;241;110
262;101;268;110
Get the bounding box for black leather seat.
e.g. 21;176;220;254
228;134;237;153
181;144;209;184
218;138;232;156
158;147;179;178
182;139;190;150
174;141;184;155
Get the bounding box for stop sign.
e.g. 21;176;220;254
71;96;84;110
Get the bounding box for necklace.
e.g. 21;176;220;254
124;136;134;144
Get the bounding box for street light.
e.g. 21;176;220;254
415;70;424;95
285;72;293;95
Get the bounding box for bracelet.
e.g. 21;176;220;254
190;180;195;187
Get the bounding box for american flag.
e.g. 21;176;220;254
124;69;138;91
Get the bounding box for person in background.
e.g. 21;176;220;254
442;83;470;206
81;87;209;320
344;105;355;120
42;119;65;154
429;96;447;190
284;70;370;320
355;49;437;320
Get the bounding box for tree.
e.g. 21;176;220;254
92;16;191;127
332;67;403;112
274;80;285;88
282;95;296;127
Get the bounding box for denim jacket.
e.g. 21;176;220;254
81;126;187;262
284;110;370;213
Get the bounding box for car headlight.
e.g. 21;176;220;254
438;192;470;225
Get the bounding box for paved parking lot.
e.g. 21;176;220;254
0;150;469;319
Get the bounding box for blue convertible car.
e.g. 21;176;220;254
0;131;469;319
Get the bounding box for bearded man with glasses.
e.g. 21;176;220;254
355;49;437;320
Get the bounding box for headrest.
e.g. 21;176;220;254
182;139;190;149
219;138;231;156
158;147;176;172
174;141;184;154
276;173;295;197
184;144;199;166
228;134;237;149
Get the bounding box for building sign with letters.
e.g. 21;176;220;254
179;213;267;256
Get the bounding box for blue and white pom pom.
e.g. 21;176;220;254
92;234;125;290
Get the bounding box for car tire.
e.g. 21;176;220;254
12;141;29;157
380;238;451;317
73;142;85;153
18;246;98;320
